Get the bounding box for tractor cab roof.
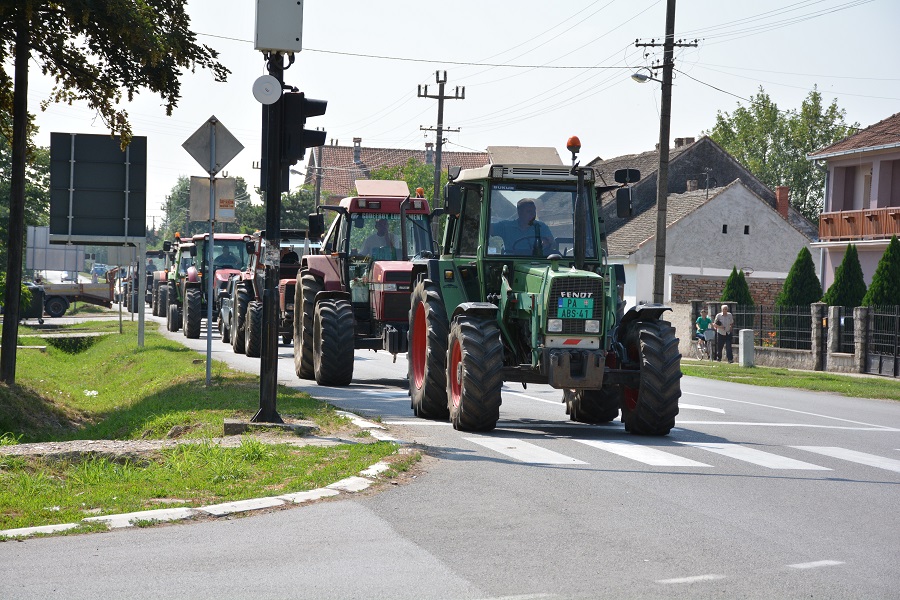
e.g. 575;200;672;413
454;164;594;184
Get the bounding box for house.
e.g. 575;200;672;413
302;138;489;204
808;112;900;289
589;136;819;306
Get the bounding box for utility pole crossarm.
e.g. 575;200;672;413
417;70;465;203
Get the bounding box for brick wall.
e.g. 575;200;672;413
672;274;784;305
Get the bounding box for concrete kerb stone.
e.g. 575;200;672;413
198;497;287;517
327;476;373;493
84;507;199;529
223;418;319;437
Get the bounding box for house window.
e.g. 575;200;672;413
722;224;728;234
744;225;750;235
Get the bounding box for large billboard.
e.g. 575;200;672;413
49;133;147;243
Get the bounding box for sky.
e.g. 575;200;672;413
24;0;900;225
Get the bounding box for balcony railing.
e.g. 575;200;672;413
819;207;900;241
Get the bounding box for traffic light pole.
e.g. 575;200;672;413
253;52;285;424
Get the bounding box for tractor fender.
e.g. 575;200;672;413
451;302;498;321
186;266;199;283
303;254;343;292
619;303;671;329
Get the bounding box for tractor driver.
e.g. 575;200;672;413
214;245;238;269
361;219;399;258
492;198;554;256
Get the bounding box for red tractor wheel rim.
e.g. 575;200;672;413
449;338;462;408
411;303;427;389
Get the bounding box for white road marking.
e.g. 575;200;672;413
680;443;830;470
683;392;896;430
656;574;727;584
674;421;897;431
574;439;711;467
788;560;845;569
464;437;586;465
679;403;725;413
792;447;900;473
503;390;562;406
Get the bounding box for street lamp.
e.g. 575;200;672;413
630;67;660;84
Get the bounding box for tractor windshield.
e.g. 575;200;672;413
198;239;250;272
348;213;431;260
488;183;596;258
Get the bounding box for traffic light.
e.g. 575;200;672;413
282;92;327;165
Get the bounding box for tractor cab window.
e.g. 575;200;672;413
208;240;249;271
454;186;482;256
488;184;595;258
349;213;404;261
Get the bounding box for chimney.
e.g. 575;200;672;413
425;142;434;165
776;186;790;219
685;137;695;145
353;137;362;163
686;179;698;192
674;137;685;148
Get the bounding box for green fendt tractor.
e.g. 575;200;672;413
407;138;681;434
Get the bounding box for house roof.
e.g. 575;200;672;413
606;183;725;257
588;143;694;189
808;111;900;159
302;141;489;200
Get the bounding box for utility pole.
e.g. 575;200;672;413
635;0;696;304
418;71;464;202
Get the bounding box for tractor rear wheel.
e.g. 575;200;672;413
158;285;168;317
231;287;250;354
565;387;620;424
313;298;355;386
447;316;503;432
183;288;202;339
245;300;263;358
219;309;231;344
167;302;181;332
294;273;322;379
408;279;450;419
620;320;681;435
150;284;158;316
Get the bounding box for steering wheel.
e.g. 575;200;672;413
509;235;555;256
215;261;239;270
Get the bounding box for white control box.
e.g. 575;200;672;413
255;0;303;53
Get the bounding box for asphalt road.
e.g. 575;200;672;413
3;310;899;599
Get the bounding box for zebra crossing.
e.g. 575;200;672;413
462;435;900;475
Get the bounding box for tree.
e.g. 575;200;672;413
1;1;227;383
720;266;754;306
369;158;446;204
862;236;900;306
776;247;822;307
707;86;857;221
822;244;867;307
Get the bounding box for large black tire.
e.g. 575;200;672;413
294;273;323;379
565;387;620;424
150;283;159;316
44;296;68;319
231;286;250;354
620;320;681;436
183;288;202;339
245;300;263;358
157;286;168;318
219;309;231;344
408;279;450;419
167;302;181;332
313;298;355;386
447;316;503;431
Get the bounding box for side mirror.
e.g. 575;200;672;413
447;165;462;182
616;187;633;218
246;240;256;255
308;213;325;239
163;241;172;252
444;184;462;216
430;207;445;219
188;246;197;257
614;169;641;184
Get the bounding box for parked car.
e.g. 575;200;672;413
91;263;107;277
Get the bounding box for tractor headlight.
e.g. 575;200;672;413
547;319;563;333
585;320;600;333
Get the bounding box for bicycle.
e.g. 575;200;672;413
694;329;715;360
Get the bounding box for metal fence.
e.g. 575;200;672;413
730;304;812;350
836;306;855;354
868;305;900;377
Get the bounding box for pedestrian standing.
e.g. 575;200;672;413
713;304;735;363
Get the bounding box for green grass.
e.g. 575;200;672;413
682;361;900;401
0;319;407;533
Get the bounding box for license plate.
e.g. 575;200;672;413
557;297;594;319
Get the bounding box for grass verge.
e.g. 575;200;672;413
0;319;407;533
682;361;900;402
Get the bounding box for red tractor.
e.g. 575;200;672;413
225;229;320;357
293;180;438;385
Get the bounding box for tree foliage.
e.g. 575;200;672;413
707;86;857;221
776;247;822;307
822;244;867;307
862;236;900;306
720;266;754;305
0;1;228;144
369;158;445;204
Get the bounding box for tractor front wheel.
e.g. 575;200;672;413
167;302;181;332
245;300;263;358
313;298;355;386
620;320;681;435
565;387;620;424
408;279;450;420
183;288;202;339
294;274;323;379
231;286;250;354
447;316;503;432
